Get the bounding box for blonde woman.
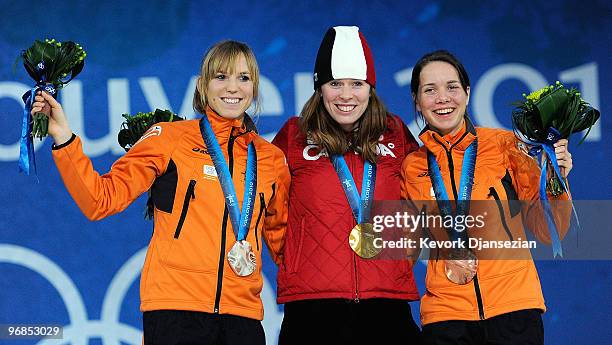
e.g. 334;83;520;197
32;40;290;345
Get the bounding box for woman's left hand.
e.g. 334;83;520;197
554;139;572;178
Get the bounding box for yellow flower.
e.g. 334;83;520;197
525;87;548;102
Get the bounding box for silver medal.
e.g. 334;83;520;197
227;240;257;277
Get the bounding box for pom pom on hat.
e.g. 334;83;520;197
313;26;376;89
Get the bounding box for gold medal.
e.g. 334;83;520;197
444;249;478;284
348;223;381;259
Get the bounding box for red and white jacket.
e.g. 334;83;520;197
272;114;420;303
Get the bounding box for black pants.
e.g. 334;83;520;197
422;309;544;345
143;310;265;345
278;298;421;345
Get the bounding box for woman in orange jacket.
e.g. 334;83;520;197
31;40;290;345
401;50;573;345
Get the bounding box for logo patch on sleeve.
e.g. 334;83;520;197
134;125;162;146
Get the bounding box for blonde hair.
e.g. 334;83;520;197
193;40;261;115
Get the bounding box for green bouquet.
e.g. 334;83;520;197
117;109;185;152
117;109;185;219
512;82;600;257
21;38;86;139
512;81;599;144
512;81;600;195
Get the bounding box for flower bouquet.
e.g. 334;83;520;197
512;81;599;257
117;109;185;219
117;108;185;151
512;81;600;195
19;38;86;176
21;38;86;139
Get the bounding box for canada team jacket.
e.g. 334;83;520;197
400;117;571;325
272;114;420;303
52;110;290;320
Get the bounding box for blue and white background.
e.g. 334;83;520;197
1;1;610;344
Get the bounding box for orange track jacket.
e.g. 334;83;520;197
52;110;290;320
400;118;570;325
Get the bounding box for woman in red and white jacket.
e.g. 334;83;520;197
272;26;421;345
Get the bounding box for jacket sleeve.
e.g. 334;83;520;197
400;119;419;156
400;155;412;201
399;154;427;262
503;133;572;243
271;118;293;157
52;124;176;221
262;148;290;265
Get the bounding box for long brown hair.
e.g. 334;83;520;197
299;88;387;162
192;40;261;115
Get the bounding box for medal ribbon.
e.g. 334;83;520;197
330;155;376;224
524;127;578;257
19;87;39;177
199;114;257;241
19;60;57;178
19;82;57;179
427;139;478;242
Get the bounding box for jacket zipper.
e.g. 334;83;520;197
173;180;196;239
488;187;514;240
434;135;485;320
213;133;236;314
473;277;485;320
349;153;360;302
353;253;359;302
253;193;266;251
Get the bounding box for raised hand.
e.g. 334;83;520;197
554;139;572;178
31;91;73;145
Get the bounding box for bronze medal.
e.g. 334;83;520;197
444;248;478;285
348;223;381;259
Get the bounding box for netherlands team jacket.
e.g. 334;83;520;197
52;110;290;320
400;117;571;325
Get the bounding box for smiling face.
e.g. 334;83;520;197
414;61;470;136
204;54;254;120
321;79;371;131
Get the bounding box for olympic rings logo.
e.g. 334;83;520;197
0;244;282;345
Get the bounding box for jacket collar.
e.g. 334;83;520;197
419;115;477;153
202;107;258;144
